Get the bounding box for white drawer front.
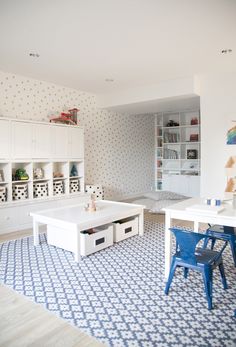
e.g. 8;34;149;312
80;224;113;256
113;216;139;243
0;208;17;229
18;203;49;226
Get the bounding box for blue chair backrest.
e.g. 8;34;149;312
223;226;235;235
170;228;206;266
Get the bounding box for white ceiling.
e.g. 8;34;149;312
0;0;235;95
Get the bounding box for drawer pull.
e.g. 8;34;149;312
95;237;105;246
125;227;132;234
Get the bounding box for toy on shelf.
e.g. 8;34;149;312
50;108;79;125
53;172;64;178
33;168;44;179
0;170;4;182
70;164;78;177
191;117;199;125
13;168;29;181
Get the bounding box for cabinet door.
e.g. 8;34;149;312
0;119;11;159
33;123;52;158
162;175;171;191
12;121;32;159
51;125;68;158
162;175;189;195
68;127;84;158
170;175;185;195
187;176;200;197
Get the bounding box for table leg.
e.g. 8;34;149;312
138;210;144;236
165;211;172;279
33;219;40;246
74;230;81;262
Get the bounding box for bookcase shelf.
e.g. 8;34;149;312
155;110;201;196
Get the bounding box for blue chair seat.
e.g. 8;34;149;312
165;228;228;310
204;225;236;266
175;248;221;266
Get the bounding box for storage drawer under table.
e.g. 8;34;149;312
113;216;139;242
80;224;113;256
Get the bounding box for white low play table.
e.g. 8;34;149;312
163;197;236;278
31;200;144;261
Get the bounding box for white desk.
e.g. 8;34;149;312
163;197;236;278
31;200;144;261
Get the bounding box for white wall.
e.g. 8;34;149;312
199;72;236;197
0;71;155;199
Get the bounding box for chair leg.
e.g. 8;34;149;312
203;234;215;250
229;240;236;267
210;238;216;250
183;267;189;279
203;235;209;249
164;260;177;295
219;262;228;289
202;269;213;310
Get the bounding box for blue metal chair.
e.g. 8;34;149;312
203;225;236;267
164;228;228;310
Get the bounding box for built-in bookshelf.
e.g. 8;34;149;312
155;110;201;196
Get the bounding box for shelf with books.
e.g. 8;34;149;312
155;110;201;196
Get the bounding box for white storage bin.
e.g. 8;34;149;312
12;183;28;200
33;182;48;198
0;186;7;203
53;180;64;195
70;178;80;193
80;224;113;256
113;216;139;242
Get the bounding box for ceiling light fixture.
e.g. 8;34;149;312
221;49;232;54
105;78;114;82
29;52;40;58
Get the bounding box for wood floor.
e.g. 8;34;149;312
0;285;104;347
0;213;199;347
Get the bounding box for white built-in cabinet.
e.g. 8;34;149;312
52;125;68;158
12;121;32;158
0;117;87;234
33;123;52;158
155;110;201;197
12;121;53;159
69;127;84;158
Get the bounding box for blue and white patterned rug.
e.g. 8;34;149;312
0;220;236;347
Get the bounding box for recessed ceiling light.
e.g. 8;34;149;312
29;52;40;58
221;49;232;54
105;78;114;82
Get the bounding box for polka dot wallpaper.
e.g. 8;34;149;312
0;71;155;199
